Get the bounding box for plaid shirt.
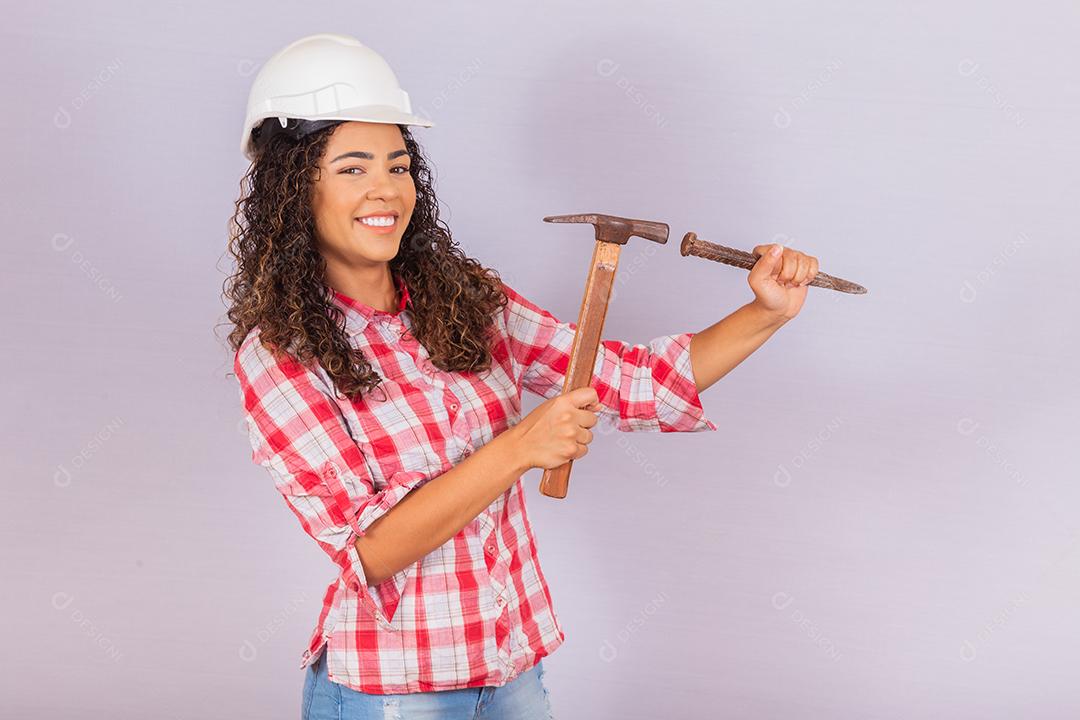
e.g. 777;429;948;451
233;273;717;694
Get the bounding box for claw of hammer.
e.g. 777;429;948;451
537;212;669;500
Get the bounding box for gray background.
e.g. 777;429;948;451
4;0;1079;717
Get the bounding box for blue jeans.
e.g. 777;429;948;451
301;648;554;719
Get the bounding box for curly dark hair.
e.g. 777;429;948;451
220;121;509;400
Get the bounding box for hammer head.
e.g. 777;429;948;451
543;213;669;246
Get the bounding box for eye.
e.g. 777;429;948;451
340;166;410;176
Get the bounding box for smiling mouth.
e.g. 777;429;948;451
354;215;400;236
356;215;397;228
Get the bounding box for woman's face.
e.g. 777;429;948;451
310;121;417;268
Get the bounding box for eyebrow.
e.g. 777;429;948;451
330;149;411;164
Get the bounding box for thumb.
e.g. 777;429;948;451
753;243;784;277
567;385;600;409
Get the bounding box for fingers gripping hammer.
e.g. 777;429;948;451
537;213;669;499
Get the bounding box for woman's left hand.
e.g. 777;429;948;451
747;243;820;322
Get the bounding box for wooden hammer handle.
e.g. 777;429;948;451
538;241;622;499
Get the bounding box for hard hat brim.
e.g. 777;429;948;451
241;104;434;162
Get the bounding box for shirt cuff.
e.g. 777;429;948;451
653;331;718;433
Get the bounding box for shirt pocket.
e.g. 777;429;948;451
414;518;498;624
453;358;523;448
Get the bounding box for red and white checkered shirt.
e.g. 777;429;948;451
233;273;717;694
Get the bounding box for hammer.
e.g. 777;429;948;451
538;213;669;499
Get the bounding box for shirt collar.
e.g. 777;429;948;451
329;273;411;336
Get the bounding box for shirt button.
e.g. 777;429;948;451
495;595;505;606
449;403;458;411
486;544;496;555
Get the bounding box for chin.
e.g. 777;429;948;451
367;238;402;261
346;230;401;254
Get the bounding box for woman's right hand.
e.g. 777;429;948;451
506;386;601;471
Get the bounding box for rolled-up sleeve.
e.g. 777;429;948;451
500;281;718;433
234;331;425;625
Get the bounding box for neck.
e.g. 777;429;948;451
325;262;397;313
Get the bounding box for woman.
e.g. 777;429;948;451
223;33;818;719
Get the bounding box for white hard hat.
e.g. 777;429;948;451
240;33;434;161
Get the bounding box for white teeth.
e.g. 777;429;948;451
358;216;395;227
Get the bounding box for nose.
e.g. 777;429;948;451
364;166;400;202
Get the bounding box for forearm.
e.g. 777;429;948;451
353;428;531;586
688;301;787;393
